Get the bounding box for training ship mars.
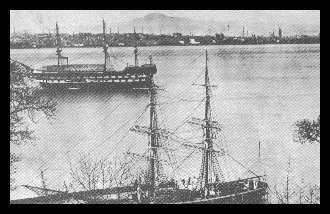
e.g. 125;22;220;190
31;20;157;90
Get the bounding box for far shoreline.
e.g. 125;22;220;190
10;43;320;51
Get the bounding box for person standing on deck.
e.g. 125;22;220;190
136;177;142;203
191;176;196;190
181;179;186;189
210;186;215;197
187;177;192;190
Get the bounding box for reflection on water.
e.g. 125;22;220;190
10;44;320;199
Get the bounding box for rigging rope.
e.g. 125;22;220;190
13;51;209;194
226;153;258;177
25;97;146;188
170;97;206;134
35;94;127;171
15;46;151;187
146;97;206;180
163;65;204;100
45;89;205;190
94;105;149;160
169;150;196;179
45;104;149;189
25;48;105;72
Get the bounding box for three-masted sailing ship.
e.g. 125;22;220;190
11;51;268;204
30;20;157;90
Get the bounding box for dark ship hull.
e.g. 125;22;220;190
176;187;267;204
10;179;268;204
32;64;157;91
155;177;268;204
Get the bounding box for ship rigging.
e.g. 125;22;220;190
31;20;157;90
11;51;268;204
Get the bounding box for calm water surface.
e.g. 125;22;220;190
10;44;320;199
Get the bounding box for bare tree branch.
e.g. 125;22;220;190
10;59;57;190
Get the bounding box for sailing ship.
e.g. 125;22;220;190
11;51;268;204
30;20;157;90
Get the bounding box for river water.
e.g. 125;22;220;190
10;44;320;200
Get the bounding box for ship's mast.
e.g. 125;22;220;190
149;80;158;198
130;80;160;199
190;51;224;197
258;141;261;160
56;22;62;65
129;78;163;201
134;45;139;67
204;50;212;197
103;19;108;71
133;26;139;67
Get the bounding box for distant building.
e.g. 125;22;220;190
72;44;84;47
189;38;200;45
10;36;22;43
173;33;182;38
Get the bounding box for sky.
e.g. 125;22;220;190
10;10;320;34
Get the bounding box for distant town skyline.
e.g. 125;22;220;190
10;10;320;36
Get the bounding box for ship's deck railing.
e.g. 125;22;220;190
175;187;267;204
206;175;266;188
32;63;156;75
42;64;105;72
204;175;267;196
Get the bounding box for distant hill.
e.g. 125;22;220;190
12;12;320;37
109;13;234;36
104;13;319;37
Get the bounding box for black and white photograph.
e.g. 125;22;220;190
10;10;320;204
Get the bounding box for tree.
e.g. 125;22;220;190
10;59;56;190
68;155;147;202
270;157;320;204
293;115;320;144
10;153;20;191
272;181;320;204
215;33;225;44
69;156;103;191
69;155;145;190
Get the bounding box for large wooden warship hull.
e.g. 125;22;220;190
32;64;157;90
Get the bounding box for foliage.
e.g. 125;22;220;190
293;115;320;144
10;59;56;190
10;153;21;191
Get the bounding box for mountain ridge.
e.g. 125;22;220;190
12;12;320;36
78;13;320;36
